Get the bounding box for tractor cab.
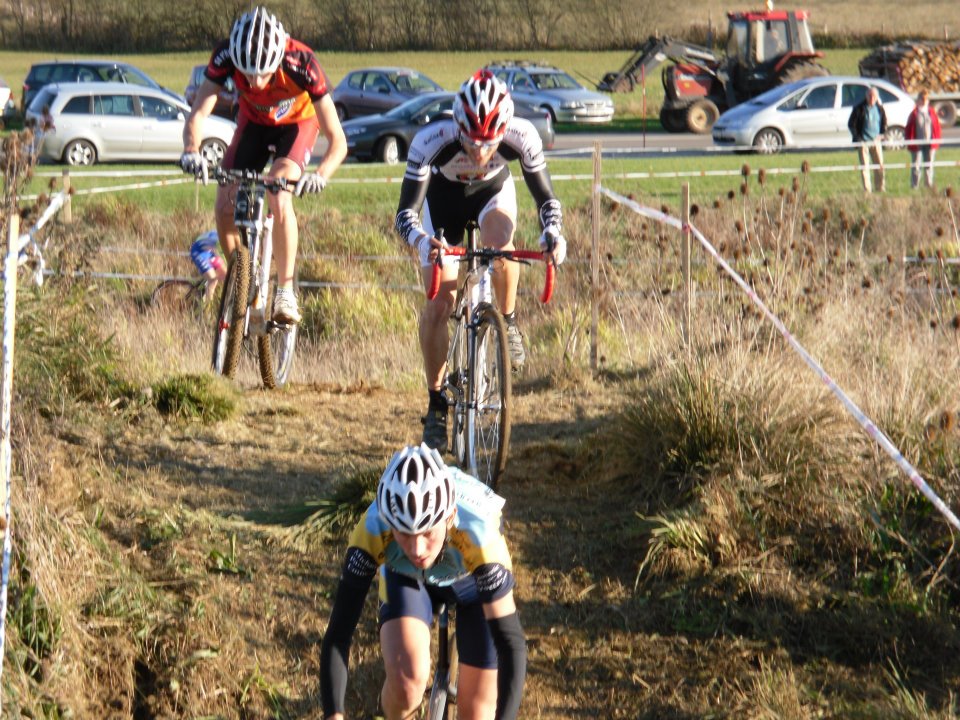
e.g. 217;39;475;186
726;9;821;99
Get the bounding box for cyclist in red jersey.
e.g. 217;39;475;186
181;5;346;324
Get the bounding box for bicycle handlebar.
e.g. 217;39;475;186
212;166;292;193
427;245;556;304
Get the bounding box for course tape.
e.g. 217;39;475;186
600;185;960;533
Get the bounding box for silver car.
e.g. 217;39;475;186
25;82;236;166
486;61;614;124
711;76;914;153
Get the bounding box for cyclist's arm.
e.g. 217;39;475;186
319;546;378;718
395;174;430;247
520;164;563;232
312;94;347;181
484;590;527;720
182;79;220;153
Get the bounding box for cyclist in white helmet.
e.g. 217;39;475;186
180;5;346;325
395;69;567;453
319;444;527;720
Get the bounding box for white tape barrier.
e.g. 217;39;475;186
600;185;960;533
20;176;193;201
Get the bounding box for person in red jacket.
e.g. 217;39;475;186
905;89;942;190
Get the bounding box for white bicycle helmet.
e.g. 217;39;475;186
229;6;287;76
377;444;456;534
453;69;514;143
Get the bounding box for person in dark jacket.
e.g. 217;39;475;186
848;87;887;193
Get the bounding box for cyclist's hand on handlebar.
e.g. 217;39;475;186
416;233;447;267
294;171;327;197
179;151;208;185
539;225;567;266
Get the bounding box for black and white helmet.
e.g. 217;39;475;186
229;6;287;76
377;444;457;534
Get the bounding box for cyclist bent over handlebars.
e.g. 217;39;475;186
394;70;567;454
180;5;346;324
319;444;527;720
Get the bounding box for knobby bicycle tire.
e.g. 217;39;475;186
211;245;250;379
257;322;297;389
470;305;511;490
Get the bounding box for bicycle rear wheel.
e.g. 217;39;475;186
152;279;204;314
257;322;297;389
469;305;511;489
211;246;250;379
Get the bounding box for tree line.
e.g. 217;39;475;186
1;0;667;52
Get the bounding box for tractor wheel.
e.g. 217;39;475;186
685;99;720;134
777;62;830;85
659;106;687;133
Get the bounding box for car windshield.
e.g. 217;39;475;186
748;82;804;107
389;72;438;93
529;72;580;90
27;86;58;113
120;65;161;89
383;94;447;119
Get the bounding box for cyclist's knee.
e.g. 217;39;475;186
382;667;429;711
422;295;453;326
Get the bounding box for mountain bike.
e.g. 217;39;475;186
425;602;458;720
428;224;555;489
211;166;297;389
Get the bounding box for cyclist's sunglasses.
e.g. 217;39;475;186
460;134;501;151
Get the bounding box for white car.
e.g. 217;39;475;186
25;81;236;166
711;76;914;153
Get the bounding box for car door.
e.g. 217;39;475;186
507;71;537;106
92;93;142;158
361;72;394;114
138;94;183;157
784;83;840;146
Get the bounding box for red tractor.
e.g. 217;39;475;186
599;6;828;133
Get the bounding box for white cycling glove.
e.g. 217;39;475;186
294;172;327;197
179;151;208;184
539;225;567;266
416;233;438;267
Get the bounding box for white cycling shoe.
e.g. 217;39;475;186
273;289;302;325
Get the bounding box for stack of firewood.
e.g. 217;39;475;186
859;42;960;94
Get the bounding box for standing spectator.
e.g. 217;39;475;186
905;89;942;189
848;86;887;193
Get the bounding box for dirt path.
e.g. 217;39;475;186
93;375;638;719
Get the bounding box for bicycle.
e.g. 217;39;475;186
425;602;458;720
428;223;555;489
211;166;298;389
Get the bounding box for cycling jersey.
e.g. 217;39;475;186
395;117;561;247
345;468;514;595
205;37;329;125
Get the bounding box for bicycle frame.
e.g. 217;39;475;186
426;602;457;720
232;178;275;338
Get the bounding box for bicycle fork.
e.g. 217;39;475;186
462;260;494;478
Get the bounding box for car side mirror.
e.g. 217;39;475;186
177;111;185;121
379;86;390;94
418;114;430;125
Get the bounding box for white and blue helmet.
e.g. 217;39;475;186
377;444;456;533
229;6;287;76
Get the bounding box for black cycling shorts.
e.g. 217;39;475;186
422;172;512;247
379;567;497;669
223;116;319;172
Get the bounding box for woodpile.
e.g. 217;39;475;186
859;42;960;94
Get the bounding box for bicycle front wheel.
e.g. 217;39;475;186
447;318;469;467
469;306;511;489
152;279;204;315
211;246;250;379
257;322;297;389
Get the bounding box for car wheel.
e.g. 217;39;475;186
377;136;401;165
933;101;956;127
335;103;348;122
64;139;97;166
540;105;557;124
752;128;784;154
200;138;227;168
885;126;906;151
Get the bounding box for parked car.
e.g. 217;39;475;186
332;67;443;121
24;82;235;167
485;60;615;124
711;76;914;153
21;60;184;113
0;76;14;125
342;91;555;165
184;64;238;119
